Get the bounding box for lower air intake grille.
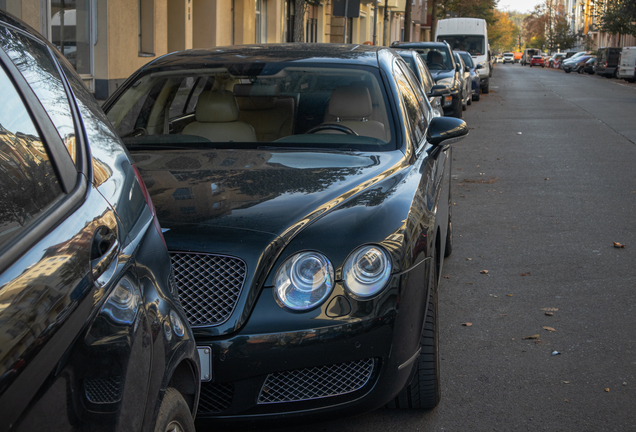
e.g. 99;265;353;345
84;376;124;404
258;358;375;404
170;252;246;326
198;382;234;414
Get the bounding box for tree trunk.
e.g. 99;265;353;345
294;0;305;42
431;1;438;41
383;6;390;45
404;0;412;41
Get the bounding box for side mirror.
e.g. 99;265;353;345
455;63;461;72
428;84;449;97
464;66;470;72
475;64;484;70
427;116;469;147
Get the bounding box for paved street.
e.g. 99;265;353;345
259;64;636;431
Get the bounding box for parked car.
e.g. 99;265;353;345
617;46;636;82
549;53;566;68
456;50;481;102
392;40;472;117
561;51;592;70
0;11;200;432
521;48;540;65
529;55;545;67
396;49;450;116
103;43;468;427
503;52;514;64
596;47;622;78
563;55;594;73
581;57;598;74
453;51;472;110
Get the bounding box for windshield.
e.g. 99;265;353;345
459;52;474;68
106;63;395;152
437;35;485;57
413;47;454;71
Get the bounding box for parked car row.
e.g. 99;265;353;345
1;9;474;431
542;47;636;83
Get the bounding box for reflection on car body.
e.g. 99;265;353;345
0;11;199;432
104;43;468;427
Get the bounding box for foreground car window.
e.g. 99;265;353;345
0;65;63;249
107;64;395;151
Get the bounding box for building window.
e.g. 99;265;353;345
284;0;295;42
49;0;93;76
255;0;267;43
346;17;353;43
306;4;318;42
139;0;154;55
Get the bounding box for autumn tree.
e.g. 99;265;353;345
437;0;499;25
488;10;520;52
593;0;636;44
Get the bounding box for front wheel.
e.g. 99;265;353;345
452;96;463;119
154;388;195;432
386;250;440;410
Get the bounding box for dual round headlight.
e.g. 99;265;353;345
274;246;392;311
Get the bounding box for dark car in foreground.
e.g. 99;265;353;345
0;11;200;432
392;41;467;117
103;43;468;427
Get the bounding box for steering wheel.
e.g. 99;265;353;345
427;63;444;70
305;124;358;135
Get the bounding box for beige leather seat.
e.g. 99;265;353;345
234;84;295;142
182;90;256;142
322;86;386;140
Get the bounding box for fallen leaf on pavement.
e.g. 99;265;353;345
461;322;473;327
520;272;530;276
523;334;540;340
563;381;570;384
506;294;513;297
466;257;472;260
605;388;610;392
499;314;507;316
545;178;549;180
480;270;489;274
444;276;450;279
613;242;626;248
543;326;556;332
545;312;554;316
564;399;569;402
466;282;473;285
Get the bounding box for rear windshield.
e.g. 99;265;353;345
106;63;395;152
437;35;485;56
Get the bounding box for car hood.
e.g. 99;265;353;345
430;69;454;81
131;148;403;251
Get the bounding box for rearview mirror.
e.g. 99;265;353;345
427;116;469;147
428;84;449;98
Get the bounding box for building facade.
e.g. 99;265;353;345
1;0;434;99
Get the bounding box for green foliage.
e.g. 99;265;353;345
594;0;636;38
437;0;499;25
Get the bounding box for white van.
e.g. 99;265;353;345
618;46;636;83
436;18;491;93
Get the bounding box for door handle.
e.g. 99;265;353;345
90;227;119;284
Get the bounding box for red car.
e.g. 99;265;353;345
530;55;545;67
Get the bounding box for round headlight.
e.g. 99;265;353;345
274;252;334;310
343;246;392;298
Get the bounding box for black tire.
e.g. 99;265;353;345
154;388;195;432
482;81;489;94
578;67;584;74
467;94;472;105
452;97;463;119
386;249;440;410
472;90;480;101
565;69;571;73
614;68;619;78
444;206;452;258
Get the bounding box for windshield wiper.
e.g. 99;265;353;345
257;146;355;152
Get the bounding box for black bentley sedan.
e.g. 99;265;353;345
0;11;199;431
104;44;468;426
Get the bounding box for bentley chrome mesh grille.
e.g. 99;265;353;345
198;382;234;414
170;252;246;327
84;376;124;404
258;358;375;404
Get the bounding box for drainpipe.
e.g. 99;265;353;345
373;0;378;45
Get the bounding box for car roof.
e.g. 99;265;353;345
140;43;388;72
392;41;449;50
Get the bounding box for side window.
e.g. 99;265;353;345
415;55;433;93
0;65;64;249
0;26;77;165
393;60;429;144
169;76;208;119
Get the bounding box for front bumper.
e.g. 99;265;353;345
192;271;428;426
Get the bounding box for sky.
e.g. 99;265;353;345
497;0;544;13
